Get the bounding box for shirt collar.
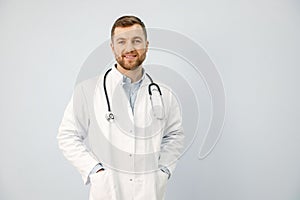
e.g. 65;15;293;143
112;64;145;85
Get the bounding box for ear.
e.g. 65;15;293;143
145;40;149;52
110;42;114;52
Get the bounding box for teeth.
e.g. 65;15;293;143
124;55;136;59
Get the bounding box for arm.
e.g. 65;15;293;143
57;84;99;185
159;92;185;178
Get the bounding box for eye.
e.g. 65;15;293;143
117;40;125;45
133;39;142;44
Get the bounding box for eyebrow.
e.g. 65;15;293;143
132;36;143;40
116;37;126;41
115;36;144;41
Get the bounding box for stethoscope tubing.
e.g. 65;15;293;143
103;67;162;122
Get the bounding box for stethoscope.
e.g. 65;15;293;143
103;68;163;122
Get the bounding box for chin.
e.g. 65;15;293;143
124;65;140;71
119;61;142;71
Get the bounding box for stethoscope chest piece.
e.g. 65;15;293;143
106;112;115;122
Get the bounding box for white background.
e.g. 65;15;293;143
1;0;300;199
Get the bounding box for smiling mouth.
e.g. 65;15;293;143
123;54;137;60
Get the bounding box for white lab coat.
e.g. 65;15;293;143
57;66;184;200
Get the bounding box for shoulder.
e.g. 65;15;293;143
76;75;100;90
73;75;102;100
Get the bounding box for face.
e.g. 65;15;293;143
111;24;149;71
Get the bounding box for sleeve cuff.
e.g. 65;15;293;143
160;166;171;179
90;163;104;175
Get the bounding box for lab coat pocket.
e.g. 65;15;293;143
156;170;168;200
89;170;116;200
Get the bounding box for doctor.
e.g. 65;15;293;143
57;15;184;200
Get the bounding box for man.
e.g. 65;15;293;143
57;15;184;200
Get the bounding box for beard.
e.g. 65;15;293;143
116;50;147;71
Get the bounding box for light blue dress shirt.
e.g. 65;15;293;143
121;69;145;113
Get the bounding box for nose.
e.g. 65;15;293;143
124;42;135;52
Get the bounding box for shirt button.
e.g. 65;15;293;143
129;154;132;157
130;179;133;181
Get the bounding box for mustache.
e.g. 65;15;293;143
121;51;138;57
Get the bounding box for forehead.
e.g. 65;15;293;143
113;24;145;40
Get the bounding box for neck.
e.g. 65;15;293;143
116;64;143;83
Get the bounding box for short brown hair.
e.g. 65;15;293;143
111;15;147;40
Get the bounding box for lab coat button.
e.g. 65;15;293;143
130;178;133;181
